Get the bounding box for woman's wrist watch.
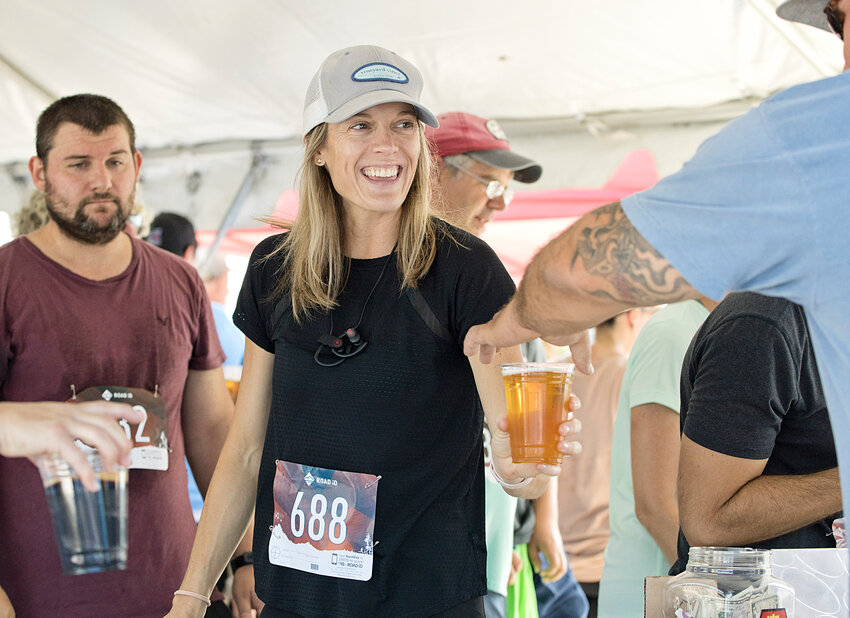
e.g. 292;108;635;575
230;551;253;572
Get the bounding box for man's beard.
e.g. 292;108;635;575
44;180;132;245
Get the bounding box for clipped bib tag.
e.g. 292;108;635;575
72;386;168;471
268;460;379;581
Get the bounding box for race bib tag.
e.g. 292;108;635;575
268;460;379;581
73;386;169;471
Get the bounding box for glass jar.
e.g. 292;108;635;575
663;546;795;617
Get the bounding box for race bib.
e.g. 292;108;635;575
73;386;169;471
268;460;379;581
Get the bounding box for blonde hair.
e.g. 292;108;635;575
267;121;439;322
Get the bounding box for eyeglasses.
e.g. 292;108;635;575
825;0;844;40
445;160;514;205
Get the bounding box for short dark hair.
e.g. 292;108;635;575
35;94;136;162
145;212;197;257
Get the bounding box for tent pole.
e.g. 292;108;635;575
201;147;266;269
0;53;58;102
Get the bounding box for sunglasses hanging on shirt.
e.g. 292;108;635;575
314;249;394;367
315;327;368;366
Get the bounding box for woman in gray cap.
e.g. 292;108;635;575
166;45;580;617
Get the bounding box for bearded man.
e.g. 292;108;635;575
0;94;258;618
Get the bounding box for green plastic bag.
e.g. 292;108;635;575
506;544;539;618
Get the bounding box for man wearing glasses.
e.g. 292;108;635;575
464;0;850;584
427;112;534;236
427;113;589;618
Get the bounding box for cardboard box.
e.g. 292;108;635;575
644;548;848;617
644;575;668;617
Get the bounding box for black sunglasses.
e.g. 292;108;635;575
825;0;845;40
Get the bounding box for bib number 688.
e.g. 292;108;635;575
290;491;349;545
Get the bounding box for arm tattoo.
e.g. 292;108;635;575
571;202;691;305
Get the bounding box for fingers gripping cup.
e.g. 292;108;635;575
499;363;575;465
37;449;129;575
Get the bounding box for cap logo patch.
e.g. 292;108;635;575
485;119;508;141
352;63;409;84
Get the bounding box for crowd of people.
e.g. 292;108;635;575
0;0;847;616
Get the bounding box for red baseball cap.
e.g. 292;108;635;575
425;112;542;183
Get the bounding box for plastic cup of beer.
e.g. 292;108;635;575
223;364;242;402
499;362;575;465
37;448;128;575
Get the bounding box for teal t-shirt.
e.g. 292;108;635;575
484;423;518;596
597;301;709;617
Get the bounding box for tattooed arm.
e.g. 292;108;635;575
520;202;695;333
464;202;699;365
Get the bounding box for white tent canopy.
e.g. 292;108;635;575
0;0;843;234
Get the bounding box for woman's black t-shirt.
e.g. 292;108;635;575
234;220;515;617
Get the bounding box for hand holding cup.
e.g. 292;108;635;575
489;364;582;488
0;400;143;491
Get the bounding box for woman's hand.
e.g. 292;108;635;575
506;549;524;586
489;392;582;490
231;565;264;618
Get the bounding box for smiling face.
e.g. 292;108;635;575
29;122;141;245
436;157;513;236
316;102;421;223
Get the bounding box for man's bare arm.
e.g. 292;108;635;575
631;403;681;565
181;368;235;497
678;436;842;547
518;201;695;337
465;202;699;364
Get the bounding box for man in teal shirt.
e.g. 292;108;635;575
597;299;715;615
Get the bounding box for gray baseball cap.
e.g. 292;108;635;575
303;45;439;136
776;0;831;32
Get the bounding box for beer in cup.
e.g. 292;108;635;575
223;364;242;402
499;362;575;465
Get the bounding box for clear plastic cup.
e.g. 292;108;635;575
499;362;575;465
223;364;242;402
37;449;128;575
